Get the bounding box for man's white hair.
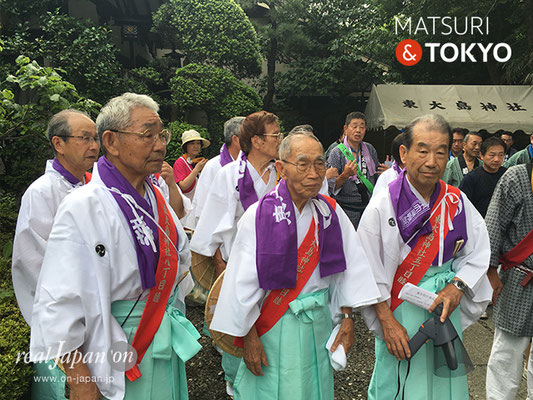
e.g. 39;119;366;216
279;131;323;160
96;93;159;138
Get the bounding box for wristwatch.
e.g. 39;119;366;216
337;312;356;321
450;279;467;292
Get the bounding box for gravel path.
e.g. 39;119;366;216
184;301;375;400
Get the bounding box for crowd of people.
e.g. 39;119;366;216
11;92;533;400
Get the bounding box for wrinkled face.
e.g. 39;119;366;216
185;140;202;157
115;107;166;179
400;124;449;195
481;144;505;173
451;132;465;155
277;137;325;205
58;113;99;172
256;121;282;160
500;134;513;150
344;118;367;147
464;135;482;158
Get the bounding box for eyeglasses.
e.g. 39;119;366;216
55;135;100;144
282;159;327;173
262;132;284;140
110;128;171;145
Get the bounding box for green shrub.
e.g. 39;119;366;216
170;63;262;156
0;294;31;399
152;0;261;78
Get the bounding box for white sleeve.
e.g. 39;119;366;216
12;185;56;325
210;204;265;337
329;206;381;322
452;194;492;328
190;166;240;260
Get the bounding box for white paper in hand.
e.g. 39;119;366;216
398;283;437;310
325;324;347;371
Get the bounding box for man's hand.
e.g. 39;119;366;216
325;166;339;180
160;161;175;186
487;267;503;305
330;312;355;353
342;160;358;178
429;280;464;323
374;302;411;360
377;156;392;175
243;326;268;376
69;382;102;400
193;158;208;173
62;349;102;400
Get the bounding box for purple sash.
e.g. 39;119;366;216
388;169;468;264
219;144;233;167
392;161;402;175
52;158;82;186
255;179;346;290
237;153;259;211
97;156;165;290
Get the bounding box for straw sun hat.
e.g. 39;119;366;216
181;129;210;149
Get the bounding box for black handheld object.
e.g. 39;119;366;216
407;303;459;370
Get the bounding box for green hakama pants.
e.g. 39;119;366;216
234;288;334;400
368;262;469;400
111;292;201;400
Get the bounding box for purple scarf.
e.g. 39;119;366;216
97;156;162;290
388;169;467;264
255;179;346;290
237;152;259;211
219;144;233;167
52;157;82;186
392;161;402;175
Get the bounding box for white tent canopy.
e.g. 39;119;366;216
365;84;533;133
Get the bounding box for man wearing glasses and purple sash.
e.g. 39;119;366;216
13;109;100;398
30;93;200;399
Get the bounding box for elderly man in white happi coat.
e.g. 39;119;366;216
210;132;380;399
359;114;492;399
12;109;99;399
190;110;282;395
190;116;243;229
30;93;200;400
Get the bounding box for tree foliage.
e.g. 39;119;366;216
0;55;100;197
152;0;262;78
39;10;124;101
170;63;262;148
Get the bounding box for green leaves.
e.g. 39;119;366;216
169;63;262;155
0;56;100;196
152;0;262;78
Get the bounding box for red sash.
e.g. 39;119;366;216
84;172;92;183
234;197;336;347
499;229;533;286
125;184;179;382
390;182;461;311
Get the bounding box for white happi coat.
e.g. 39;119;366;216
29;163;192;400
190;155;223;230
12;160;86;325
190;159;278;261
358;179;493;339
211;200;381;337
372;167;399;198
